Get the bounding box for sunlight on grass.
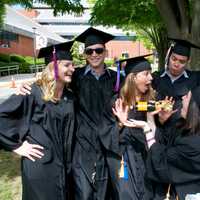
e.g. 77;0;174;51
0;150;21;200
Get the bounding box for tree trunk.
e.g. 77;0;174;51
155;0;181;37
145;25;168;70
190;0;200;70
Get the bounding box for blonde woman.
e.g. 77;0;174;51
99;55;156;200
0;41;75;200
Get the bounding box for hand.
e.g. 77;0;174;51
157;96;177;124
123;119;148;129
112;98;128;124
13;141;44;162
16;82;32;95
181;91;191;119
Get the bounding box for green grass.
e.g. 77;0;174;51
0;150;21;200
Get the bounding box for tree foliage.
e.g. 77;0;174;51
155;0;200;69
90;0;161;28
0;0;83;27
89;0;168;69
89;0;200;70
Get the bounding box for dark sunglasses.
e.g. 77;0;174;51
84;48;105;55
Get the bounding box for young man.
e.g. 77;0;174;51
150;39;200;199
153;39;200;108
18;27;119;199
71;27;117;200
152;39;200;129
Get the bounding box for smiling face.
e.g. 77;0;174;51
134;70;153;95
84;43;107;69
57;60;75;83
168;52;189;77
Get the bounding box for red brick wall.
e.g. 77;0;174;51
0;35;34;56
106;40;151;59
0;34;150;59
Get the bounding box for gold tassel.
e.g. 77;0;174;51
118;155;124;178
164;184;171;200
164;184;179;200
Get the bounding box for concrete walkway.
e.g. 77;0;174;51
0;73;37;88
0;73;39;104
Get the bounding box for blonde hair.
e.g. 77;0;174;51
120;73;155;109
36;61;67;103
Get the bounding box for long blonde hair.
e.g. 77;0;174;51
36;62;67;103
120;73;155;109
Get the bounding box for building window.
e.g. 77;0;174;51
122;52;129;58
0;30;19;48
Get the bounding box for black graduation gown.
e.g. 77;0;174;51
0;84;75;200
99;99;151;200
152;70;200;121
152;70;200;145
71;66;118;200
146;128;200;200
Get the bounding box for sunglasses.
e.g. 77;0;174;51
84;48;105;55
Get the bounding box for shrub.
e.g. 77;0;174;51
0;61;6;67
105;58;115;68
10;54;25;63
0;53;10;63
19;62;31;73
24;56;44;65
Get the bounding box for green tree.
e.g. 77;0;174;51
89;0;200;70
71;41;86;67
0;0;83;27
155;0;200;69
89;0;169;70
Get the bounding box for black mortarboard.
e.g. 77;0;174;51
169;38;200;57
75;27;114;47
120;54;152;75
38;40;74;65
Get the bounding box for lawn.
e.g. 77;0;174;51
0;150;21;200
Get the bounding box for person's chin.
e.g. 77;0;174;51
172;71;181;77
90;62;101;68
64;77;72;83
141;87;148;94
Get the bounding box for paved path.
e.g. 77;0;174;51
0;73;38;104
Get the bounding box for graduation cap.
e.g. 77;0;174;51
75;27;114;47
37;40;74;80
120;54;152;75
38;40;74;64
169;38;200;57
114;54;152;92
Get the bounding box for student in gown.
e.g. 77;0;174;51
144;87;200;200
0;41;75;200
71;27;119;200
99;55;157;200
16;27;118;200
152;39;200;144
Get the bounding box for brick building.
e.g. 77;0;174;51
0;5;151;59
0;6;66;57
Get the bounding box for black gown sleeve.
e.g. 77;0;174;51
98;95;121;155
0;93;34;151
146;135;200;184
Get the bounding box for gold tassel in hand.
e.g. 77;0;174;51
118;155;124;178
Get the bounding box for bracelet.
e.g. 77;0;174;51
146;132;154;141
143;128;152;134
147;137;155;142
147;138;156;148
